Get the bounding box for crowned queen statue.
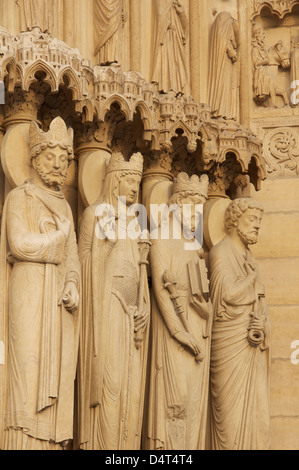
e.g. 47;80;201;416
77;151;150;450
143;172;213;450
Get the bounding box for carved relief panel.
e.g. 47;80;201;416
251;3;299;110
263;126;299;176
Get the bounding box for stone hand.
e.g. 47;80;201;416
58;281;79;313
227;46;237;62
248;316;264;332
173;330;202;358
53;215;71;239
244;260;257;281
134;305;149;333
190;293;213;321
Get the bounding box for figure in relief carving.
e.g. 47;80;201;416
252;21;289;107
151;0;189;94
143;173;213;450
94;0;127;66
16;0;53;33
0;117;80;450
208;198;271;450
208;11;239;120
290;42;299;106
77;152;150;450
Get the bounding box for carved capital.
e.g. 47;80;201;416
3;86;44;126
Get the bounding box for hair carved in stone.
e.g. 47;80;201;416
208;197;270;450
0;116;80;450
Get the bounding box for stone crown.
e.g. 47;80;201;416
105;152;144;175
173;172;209;198
29;117;74;153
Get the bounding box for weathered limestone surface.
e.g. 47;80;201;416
0;0;299;451
252;176;299;450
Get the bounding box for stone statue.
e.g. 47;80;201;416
208;198;271;450
16;0;53;33
208;11;239;120
94;0;127;66
77;152;150;450
151;0;189;94
0;117;80;450
290;42;299;106
143;173;213;450
252;21;289;107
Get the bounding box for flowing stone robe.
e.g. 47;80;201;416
143;237;211;450
151;0;188;94
77;200;150;450
208;236;270;450
208;12;239;120
0;182;80;450
252;38;272;102
94;0;125;65
18;0;53;33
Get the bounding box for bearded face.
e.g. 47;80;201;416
33;145;69;188
236;208;262;246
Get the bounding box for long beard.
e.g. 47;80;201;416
237;227;258;246
35;162;67;188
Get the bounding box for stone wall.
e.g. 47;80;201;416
252;178;299;450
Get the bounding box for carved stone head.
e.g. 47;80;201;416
225;197;264;246
29;117;74;189
101;152;144;208
168;173;209;232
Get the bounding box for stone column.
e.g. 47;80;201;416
142;148;174;231
75;121;114;225
1;87;43;190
